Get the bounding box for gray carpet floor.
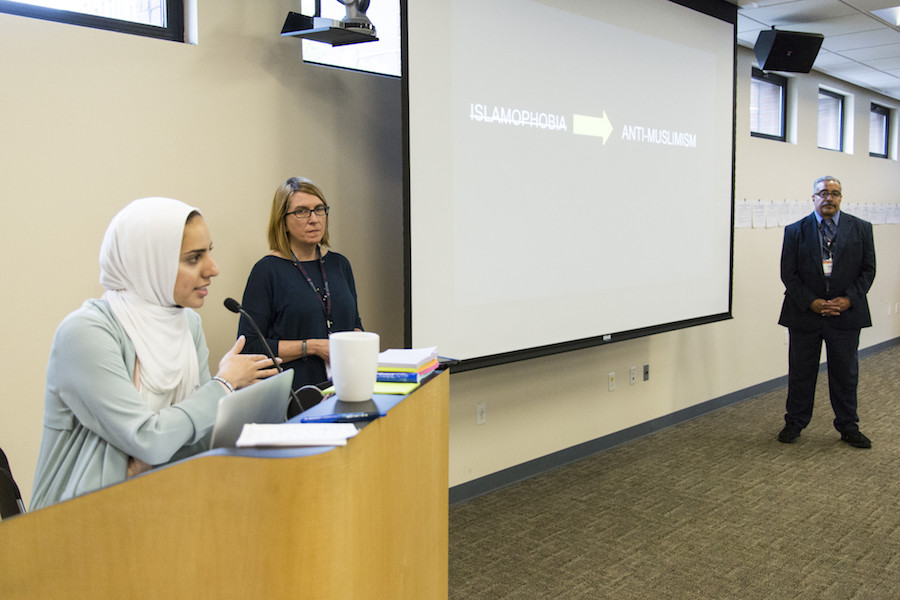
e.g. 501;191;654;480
449;344;900;599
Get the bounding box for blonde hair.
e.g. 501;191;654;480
267;177;330;256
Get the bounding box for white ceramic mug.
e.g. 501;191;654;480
329;331;380;402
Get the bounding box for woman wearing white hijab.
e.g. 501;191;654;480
31;198;278;510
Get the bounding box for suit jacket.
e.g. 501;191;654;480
778;211;876;332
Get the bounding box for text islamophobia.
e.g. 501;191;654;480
470;103;568;131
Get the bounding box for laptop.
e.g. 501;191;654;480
209;369;294;449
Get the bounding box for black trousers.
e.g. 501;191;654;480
785;325;861;433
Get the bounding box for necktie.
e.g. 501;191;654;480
822;218;836;259
821;219;836;292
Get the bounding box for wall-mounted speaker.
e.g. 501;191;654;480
754;29;824;73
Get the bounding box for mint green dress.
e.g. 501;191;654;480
30;299;227;510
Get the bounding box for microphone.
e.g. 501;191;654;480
223;297;307;415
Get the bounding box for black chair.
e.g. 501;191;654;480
1;447;26;519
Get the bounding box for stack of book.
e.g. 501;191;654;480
377;346;439;383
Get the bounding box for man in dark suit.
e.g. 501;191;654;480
777;176;876;448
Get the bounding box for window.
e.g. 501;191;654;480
0;0;184;42
817;88;844;152
869;103;890;158
298;0;400;77
750;68;786;141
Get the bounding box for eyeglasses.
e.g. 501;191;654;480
286;205;329;219
815;190;842;199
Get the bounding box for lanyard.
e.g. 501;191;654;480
818;220;836;259
291;245;333;332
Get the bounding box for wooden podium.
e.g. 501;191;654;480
0;371;449;600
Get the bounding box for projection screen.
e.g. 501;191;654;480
403;0;736;368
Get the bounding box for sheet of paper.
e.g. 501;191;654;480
734;200;752;229
751;201;768;229
236;423;359;448
378;346;438;368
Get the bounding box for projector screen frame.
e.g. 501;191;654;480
401;0;738;373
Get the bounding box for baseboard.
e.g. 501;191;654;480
449;336;899;506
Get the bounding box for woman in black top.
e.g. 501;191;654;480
238;177;363;390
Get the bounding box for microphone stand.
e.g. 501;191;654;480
223;298;307;416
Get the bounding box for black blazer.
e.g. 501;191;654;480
778;212;876;332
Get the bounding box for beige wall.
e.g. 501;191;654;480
1;4;898;506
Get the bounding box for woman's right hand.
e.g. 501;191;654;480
215;335;282;390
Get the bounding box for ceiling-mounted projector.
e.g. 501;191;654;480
281;11;378;47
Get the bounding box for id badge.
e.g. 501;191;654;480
823;258;833;276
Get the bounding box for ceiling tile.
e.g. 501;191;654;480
787;14;885;35
729;1;791;7
846;70;900;87
823;28;900;50
841;42;900;60
737;14;770;33
817;61;872;76
738;0;857;25
866;55;900;70
812;49;861;66
842;0;900;11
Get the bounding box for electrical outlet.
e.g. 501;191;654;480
476;402;486;425
643;364;650;381
630;366;637;385
608;372;616;391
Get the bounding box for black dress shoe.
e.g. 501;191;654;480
778;424;801;443
841;430;872;449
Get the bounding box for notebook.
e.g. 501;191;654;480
209;369;294;449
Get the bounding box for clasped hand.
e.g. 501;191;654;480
810;296;850;317
216;335;282;390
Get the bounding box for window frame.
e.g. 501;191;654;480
817;87;844;152
869;102;890;159
749;67;787;142
0;0;184;42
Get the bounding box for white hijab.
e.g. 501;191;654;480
99;197;201;412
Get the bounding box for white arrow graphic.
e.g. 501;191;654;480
572;111;613;145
